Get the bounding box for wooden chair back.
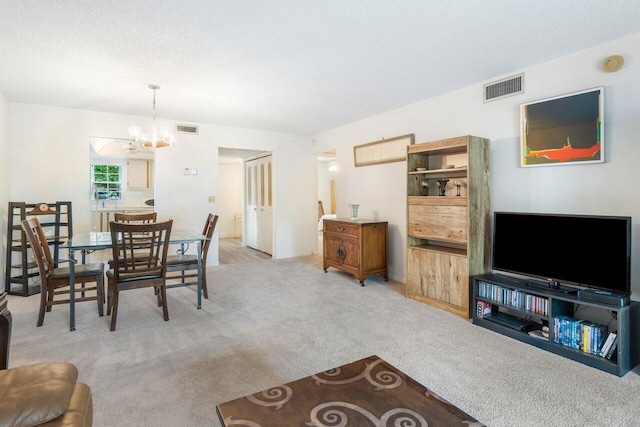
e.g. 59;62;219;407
165;214;218;299
107;220;172;331
21;217;55;282
109;220;172;283
22;217;105;327
113;212;157;224
201;214;219;263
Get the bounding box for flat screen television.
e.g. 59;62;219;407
492;212;631;295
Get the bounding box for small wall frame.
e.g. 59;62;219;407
354;134;414;167
520;87;604;167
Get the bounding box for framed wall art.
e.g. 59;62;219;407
353;134;414;167
520;87;604;167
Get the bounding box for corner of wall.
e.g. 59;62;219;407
0;93;11;291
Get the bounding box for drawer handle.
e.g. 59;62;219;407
337;227;345;232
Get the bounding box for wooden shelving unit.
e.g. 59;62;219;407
406;135;490;318
4;202;73;296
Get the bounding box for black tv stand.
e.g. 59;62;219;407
525;279;576;294
472;273;640;376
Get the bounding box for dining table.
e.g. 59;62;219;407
62;229;207;331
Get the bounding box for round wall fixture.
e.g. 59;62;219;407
602;55;624;72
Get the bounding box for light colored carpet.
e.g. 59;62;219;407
6;255;640;426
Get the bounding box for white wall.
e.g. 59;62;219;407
312;32;640;294
0;92;10;290
8;104;317;266
218;161;244;238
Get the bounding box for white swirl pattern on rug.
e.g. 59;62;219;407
245;384;293;410
305;401;429;427
223;417;262;426
312;359;402;390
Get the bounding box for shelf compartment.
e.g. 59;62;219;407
476;296;548;322
408;196;467;206
407;244;467;257
408;136;468;155
408;166;467;175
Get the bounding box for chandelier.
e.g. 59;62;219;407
128;84;177;148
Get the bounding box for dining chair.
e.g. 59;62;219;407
21;217;104;327
108;212;157;269
165;214;218;299
113;212;157;224
106;220;173;331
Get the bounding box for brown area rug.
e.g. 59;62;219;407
217;355;484;426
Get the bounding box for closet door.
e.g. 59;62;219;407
245;155;273;255
258;157;273;254
245;162;258;248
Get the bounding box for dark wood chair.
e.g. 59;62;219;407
113;212;157;224
108;212;158;269
106;220;173;331
21;217;104;327
165;214;218;299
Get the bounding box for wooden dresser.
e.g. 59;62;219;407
323;218;388;286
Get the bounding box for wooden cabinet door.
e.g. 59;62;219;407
407;248;469;310
436;253;469;309
408;204;467;243
324;236;360;269
407;249;437;297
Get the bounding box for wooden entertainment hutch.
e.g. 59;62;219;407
406;135;490;318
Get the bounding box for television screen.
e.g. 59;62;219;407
492;212;631;295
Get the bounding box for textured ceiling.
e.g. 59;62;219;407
0;1;639;135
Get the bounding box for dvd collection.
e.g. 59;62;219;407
477;281;548;315
553;315;614;357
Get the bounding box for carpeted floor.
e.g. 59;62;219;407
6;255;640;426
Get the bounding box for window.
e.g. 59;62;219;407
91;164;122;200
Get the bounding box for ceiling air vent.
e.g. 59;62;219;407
483;73;524;103
176;124;199;135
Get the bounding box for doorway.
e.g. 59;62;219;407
218;147;273;264
317;150;337;251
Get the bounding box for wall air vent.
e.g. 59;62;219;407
176;124;199;135
483;73;524;103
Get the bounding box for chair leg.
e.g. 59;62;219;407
156;286;162;307
46;287;55;312
96;275;104;317
202;272;208;299
160;285;169;321
109;288;119;331
106;280;112;316
37;286;48;327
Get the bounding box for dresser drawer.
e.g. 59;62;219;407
324;220;359;237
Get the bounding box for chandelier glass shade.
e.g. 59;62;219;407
128;84;177;148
